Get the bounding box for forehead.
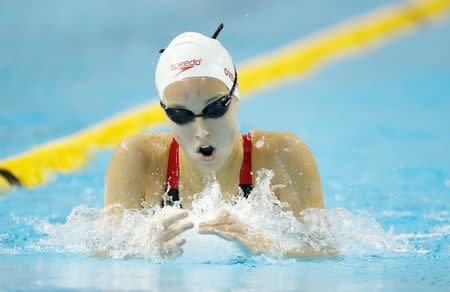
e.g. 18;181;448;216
163;77;229;106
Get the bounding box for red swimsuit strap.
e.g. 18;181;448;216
166;138;180;190
239;132;253;186
166;133;253;190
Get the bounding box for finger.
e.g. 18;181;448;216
199;222;241;233
197;209;230;226
163;237;186;250
198;222;211;228
198;227;235;240
198;226;213;234
198;221;218;229
198;227;255;252
164;247;183;260
161;210;189;229
217;209;230;218
162;221;194;241
198;217;232;228
209;210;231;223
213;231;235;241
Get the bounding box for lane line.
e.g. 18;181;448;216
238;0;450;95
1;0;449;190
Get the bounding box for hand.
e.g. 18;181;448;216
197;209;338;259
198;209;273;255
157;209;193;259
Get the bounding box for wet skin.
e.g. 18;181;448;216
104;76;325;258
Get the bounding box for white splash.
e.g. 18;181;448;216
255;137;265;149
34;205;166;260
26;169;410;261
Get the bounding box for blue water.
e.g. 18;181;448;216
1;0;450;290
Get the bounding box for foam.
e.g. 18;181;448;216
13;169;412;262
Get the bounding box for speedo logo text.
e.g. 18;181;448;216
171;58;202;77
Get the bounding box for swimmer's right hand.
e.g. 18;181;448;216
157;210;193;260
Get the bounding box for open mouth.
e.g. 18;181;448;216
197;145;215;158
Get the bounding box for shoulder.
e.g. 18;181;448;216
250;130;324;210
114;133;173;162
109;132;174;179
251;129;312;157
105;133;173;208
250;129;317;175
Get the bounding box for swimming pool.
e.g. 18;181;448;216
1;0;449;290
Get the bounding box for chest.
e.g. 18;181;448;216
176;172;242;209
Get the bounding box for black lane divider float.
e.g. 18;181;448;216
0;169;22;187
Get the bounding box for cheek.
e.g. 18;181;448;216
209;113;239;150
169;122;194;145
222;106;239;134
210;115;238;138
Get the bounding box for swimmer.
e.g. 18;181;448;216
105;24;329;259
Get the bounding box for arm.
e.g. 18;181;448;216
105;133;172;208
103;135;193;260
275;132;324;214
105;135;149;209
199;131;330;259
198;209;337;259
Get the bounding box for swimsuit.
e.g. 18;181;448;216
162;132;253;206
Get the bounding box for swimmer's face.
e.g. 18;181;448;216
163;77;240;172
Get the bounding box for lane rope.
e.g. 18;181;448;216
0;169;22;187
1;0;449;191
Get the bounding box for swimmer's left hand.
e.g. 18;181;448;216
198;209;273;255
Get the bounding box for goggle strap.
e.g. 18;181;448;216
211;23;224;39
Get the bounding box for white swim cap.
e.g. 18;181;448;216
155;25;239;102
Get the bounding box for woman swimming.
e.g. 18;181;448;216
105;24;327;259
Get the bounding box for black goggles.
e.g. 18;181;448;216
160;68;238;125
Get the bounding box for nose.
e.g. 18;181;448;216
193;117;210;140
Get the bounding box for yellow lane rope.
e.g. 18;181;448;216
0;103;166;189
238;0;450;94
1;0;449;191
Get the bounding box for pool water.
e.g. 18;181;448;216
1;1;449;290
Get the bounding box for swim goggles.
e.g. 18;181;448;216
160;68;238;125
